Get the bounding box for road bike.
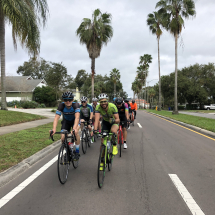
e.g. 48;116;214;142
118;121;126;157
81;121;93;154
130;110;135;126
50;130;78;184
96;131;116;188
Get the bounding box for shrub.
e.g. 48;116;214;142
39;103;46;108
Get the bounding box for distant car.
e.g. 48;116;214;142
203;104;215;110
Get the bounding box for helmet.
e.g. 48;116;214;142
98;93;109;100
132;100;135;103
113;97;116;102
115;97;123;104
124;99;129;103
62;91;74;99
92;97;98;102
81;96;88;102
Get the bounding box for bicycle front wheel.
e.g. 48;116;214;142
57;145;69;184
97;145;106;188
81;130;87;154
108;144;113;171
87;130;91;147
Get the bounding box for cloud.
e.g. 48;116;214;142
4;0;215;97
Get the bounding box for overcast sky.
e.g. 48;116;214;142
5;0;215;97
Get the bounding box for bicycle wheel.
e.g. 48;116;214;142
132;114;134;126
71;151;79;169
97;145;106;188
81;129;87;154
57;144;69;184
108;144;113;171
119;131;122;157
87;130;91;147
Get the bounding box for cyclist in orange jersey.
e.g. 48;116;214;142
129;100;137;119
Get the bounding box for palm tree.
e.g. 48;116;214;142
156;0;196;114
76;9;113;99
0;0;48;110
139;54;152;108
110;68;120;97
147;11;168;111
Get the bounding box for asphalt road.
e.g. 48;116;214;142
1;110;215;214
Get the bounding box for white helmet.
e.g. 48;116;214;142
92;97;98;102
98;93;108;100
81;96;88;102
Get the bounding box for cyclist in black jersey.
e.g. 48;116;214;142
52;91;81;159
124;99;131;129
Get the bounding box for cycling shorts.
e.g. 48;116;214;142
119;116;127;128
61;119;74;132
101;119;118;133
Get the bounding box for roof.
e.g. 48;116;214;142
0;76;47;92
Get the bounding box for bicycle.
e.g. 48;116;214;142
80;121;93;154
96;131;116;188
118;121;126;157
50;130;78;184
131;110;135;126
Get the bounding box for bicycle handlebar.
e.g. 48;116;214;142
49;129;76;141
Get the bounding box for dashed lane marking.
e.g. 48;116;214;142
147;112;215;142
0;155;58;209
169;174;205;215
137;123;142;128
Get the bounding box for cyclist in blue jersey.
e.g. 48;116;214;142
79;96;94;142
52;91;81;159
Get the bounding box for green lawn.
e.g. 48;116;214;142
0;110;46;127
144;110;215;133
0;121;61;173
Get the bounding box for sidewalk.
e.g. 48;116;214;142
0;118;54;135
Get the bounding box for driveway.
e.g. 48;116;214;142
179;111;215;119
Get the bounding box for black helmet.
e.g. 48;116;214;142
115;97;123;104
62;91;74;99
132;100;135;103
124;99;129;103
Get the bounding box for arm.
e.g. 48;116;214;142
52;114;61;134
113;113;120;124
73;112;80;130
94;113;100;131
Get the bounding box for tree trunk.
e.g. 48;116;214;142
158;38;161;111
0;9;7;110
144;72;146;109
91;58;95;100
133;91;135;99
173;33;178;114
114;82;116;97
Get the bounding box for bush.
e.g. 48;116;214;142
39;103;46;108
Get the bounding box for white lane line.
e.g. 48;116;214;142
0;155;58;209
169;174;205;215
137;123;142;128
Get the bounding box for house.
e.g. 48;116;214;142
68;87;83;101
0;76;47;102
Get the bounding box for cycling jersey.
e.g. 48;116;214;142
80;103;93;119
95;103;118;122
91;103;99;114
117;103;128;118
130;102;137;110
56;102;80;121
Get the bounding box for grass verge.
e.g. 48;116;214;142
144;110;215;133
0;110;46;127
0;121;61;173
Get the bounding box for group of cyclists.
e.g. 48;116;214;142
51;91;138;162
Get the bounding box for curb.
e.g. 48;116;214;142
0;140;61;188
144;111;215;139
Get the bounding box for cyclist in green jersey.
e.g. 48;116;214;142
94;93;120;155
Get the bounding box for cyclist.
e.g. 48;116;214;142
94;93;120;157
91;97;102;134
130;99;137;119
80;96;94;143
52;91;80;160
115;97;130;149
124;99;131;129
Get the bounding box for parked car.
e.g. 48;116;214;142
203;104;215;110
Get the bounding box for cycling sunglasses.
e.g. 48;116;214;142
64;99;72;102
100;100;108;104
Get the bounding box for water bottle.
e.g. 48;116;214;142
68;142;74;152
107;140;111;150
